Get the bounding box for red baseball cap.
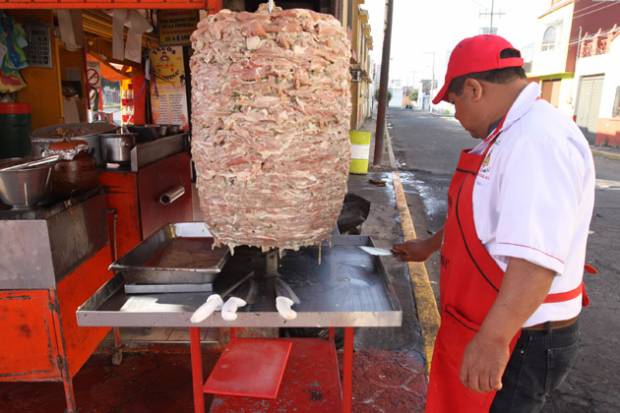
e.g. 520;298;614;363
433;34;524;104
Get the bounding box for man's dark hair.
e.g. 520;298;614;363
447;48;527;96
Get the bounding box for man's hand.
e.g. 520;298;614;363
392;229;444;262
459;257;555;393
392;239;434;262
460;332;511;393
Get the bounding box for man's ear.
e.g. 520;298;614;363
464;78;484;102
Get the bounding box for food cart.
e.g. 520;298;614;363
0;1;398;412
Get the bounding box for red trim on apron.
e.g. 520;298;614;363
425;116;587;412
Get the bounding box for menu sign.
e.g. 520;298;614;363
159;10;199;46
149;46;189;130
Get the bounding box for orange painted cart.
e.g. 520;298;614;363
0;192;113;413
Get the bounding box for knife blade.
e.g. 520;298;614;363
359;246;393;256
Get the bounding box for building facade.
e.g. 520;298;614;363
528;0;620;145
527;0;576;116
349;2;373;130
569;1;620;145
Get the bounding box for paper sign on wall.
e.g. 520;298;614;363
149;46;189;130
159;10;199;46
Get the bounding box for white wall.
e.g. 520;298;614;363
572;52;608;117
599;36;620;118
570;35;620;120
389;87;404;108
557;77;575;116
529;3;574;77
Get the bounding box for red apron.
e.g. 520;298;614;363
425;119;587;413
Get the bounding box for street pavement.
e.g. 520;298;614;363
389;108;620;413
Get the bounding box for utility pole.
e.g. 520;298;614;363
431;52;435;98
479;0;505;33
373;0;394;167
424;51;435;112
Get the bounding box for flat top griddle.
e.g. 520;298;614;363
78;235;402;328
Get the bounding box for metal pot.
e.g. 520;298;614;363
0;158;53;209
128;124;168;142
52;152;100;197
101;133;136;164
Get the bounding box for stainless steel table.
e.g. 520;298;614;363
78;235;402;413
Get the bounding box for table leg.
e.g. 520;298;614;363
112;327;124;366
190;327;205;413
342;327;354;413
61;373;77;413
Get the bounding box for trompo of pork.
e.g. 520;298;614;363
190;3;352;252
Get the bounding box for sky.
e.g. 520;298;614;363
361;0;549;87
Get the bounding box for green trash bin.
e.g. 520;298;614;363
0;103;32;159
349;130;371;174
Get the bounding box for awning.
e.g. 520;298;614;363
87;53;131;81
0;0;221;10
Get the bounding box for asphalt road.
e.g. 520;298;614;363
389;108;620;413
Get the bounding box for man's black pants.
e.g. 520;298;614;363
490;321;580;413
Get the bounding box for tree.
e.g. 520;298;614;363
410;89;419;102
374;88;392;103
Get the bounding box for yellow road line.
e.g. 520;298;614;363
392;171;441;376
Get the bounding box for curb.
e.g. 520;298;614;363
392;172;440;376
384;126;399;169
592;148;620;161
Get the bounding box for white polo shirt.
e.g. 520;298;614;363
471;83;596;327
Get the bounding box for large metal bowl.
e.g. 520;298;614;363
0;159;53;209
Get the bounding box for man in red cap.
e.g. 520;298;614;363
393;34;595;412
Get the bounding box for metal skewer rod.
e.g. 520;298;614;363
268;0;275;13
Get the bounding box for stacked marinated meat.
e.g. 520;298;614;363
190;4;352;251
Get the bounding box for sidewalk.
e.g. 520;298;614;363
345;117;429;412
591;145;620;161
362;115;398;171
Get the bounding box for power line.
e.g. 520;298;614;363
536;2;620;49
571;0;611;16
573;1;620;19
540;0;612;21
468;0;487;9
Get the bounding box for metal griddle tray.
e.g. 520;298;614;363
110;222;230;285
78;235;402;329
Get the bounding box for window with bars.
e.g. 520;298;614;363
542;25;557;51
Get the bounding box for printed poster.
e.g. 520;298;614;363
149;46;189;130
